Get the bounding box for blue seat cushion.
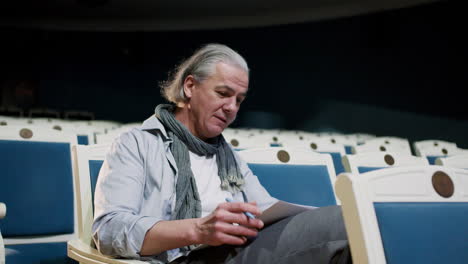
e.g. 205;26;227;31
374;202;468;264
0;140;74;237
427;155;444;165
248;163;336;207
6;242;78;264
77;135;89;145
358;166;385;174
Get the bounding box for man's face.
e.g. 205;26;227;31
184;62;248;140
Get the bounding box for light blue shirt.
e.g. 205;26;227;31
92;115;278;263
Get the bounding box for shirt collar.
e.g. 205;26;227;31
140;115;171;141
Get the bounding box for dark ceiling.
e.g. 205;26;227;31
1;0;464;127
1;0;439;31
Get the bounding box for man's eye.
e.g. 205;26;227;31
218;91;227;96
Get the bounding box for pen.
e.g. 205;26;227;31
225;197;256;219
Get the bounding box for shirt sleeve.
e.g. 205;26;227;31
92;130;161;258
234;152;279;212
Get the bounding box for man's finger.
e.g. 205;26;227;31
220;201;262;217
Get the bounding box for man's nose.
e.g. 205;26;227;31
223;98;237;113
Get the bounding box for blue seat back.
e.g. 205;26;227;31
88;159;104;209
248;163;336;207
358;166;386;174
0;140;74;237
77;135;89;145
427;155;444;165
344;145;353;155
374;202;468;264
320;151;345;175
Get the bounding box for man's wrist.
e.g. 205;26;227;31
187;218;202;245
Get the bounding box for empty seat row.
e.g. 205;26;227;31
1;117;143;145
2;123;467;263
67;145;468;263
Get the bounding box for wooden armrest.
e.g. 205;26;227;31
67;239;148;264
1;203;4;264
0;203;5;219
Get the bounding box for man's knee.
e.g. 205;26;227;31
297;206;346;233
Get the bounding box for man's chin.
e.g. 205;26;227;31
206;125;225;138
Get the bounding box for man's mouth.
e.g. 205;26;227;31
214;115;227;123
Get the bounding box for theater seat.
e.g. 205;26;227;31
282;137;347;176
352;136;412;156
238;147;338;207
68;144;147;264
342;152;429;174
336;166;468;264
0;126;78;264
413;140;461;165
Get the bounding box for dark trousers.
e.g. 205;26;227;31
171;206;352;264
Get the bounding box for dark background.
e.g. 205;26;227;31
1;0;466;146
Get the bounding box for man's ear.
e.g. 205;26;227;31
183;75;196;99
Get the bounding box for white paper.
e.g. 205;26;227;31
259;201;317;225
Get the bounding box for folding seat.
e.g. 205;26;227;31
316;135;358;155
87;120;121;131
0;126;78;263
250;134;285;147
352;136;412;156
223;127;255;138
275;134;306;147
118;122;142;131
282;137;347;176
67;144;147;264
238;147;338;207
224;134;272;150
50;123;97;146
276;130;306;140
336;166;468;264
245;128;275;136
276;131;306;143
342;152;429;174
94;126;140;145
413;140;461;164
346;133;376;145
1;119;95;146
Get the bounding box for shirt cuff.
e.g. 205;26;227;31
259;197;279;212
131;216;161;256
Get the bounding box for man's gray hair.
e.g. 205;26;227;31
160;43;249;104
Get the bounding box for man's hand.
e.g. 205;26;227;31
141;201;263;256
192;201;264;246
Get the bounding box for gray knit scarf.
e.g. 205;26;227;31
154;104;244;224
